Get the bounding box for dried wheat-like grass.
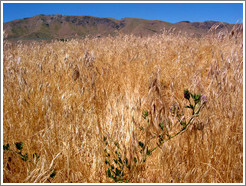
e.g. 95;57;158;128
3;30;243;183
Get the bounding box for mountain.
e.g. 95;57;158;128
3;14;235;40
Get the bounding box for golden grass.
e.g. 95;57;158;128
3;29;243;183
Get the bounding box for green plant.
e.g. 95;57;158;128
103;138;133;183
3;142;57;181
50;169;56;178
3;142;33;162
150;89;207;153
104;89;207;182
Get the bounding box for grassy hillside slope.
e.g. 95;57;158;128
3;14;234;40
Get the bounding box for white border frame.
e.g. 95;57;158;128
1;1;245;185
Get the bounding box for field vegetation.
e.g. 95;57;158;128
3;26;243;183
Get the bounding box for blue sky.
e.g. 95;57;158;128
3;2;244;24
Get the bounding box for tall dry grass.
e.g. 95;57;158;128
3;28;243;183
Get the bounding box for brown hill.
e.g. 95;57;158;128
3;14;235;40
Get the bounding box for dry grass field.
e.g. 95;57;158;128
2;27;243;183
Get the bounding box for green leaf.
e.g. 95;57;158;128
191;94;201;105
111;165;115;170
3;144;9;151
159;137;164;144
116;168;121;176
146;148;151;156
184;89;190;100
195;94;201;104
114;142;119;148
118;157;123;164
185;105;193;109
138;141;144;148
143;111;148;119
124;158;128;165
15;142;23;150
33;153;39;159
21;153;28;161
103;136;107;142
107;168;111;178
134;157;137;163
159;122;164;130
180;121;186;127
50;170;56;178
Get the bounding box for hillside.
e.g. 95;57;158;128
3;14;235;40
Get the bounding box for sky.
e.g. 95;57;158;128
2;2;244;24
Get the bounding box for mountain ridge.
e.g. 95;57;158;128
3;14;235;40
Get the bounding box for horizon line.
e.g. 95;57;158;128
3;13;243;24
